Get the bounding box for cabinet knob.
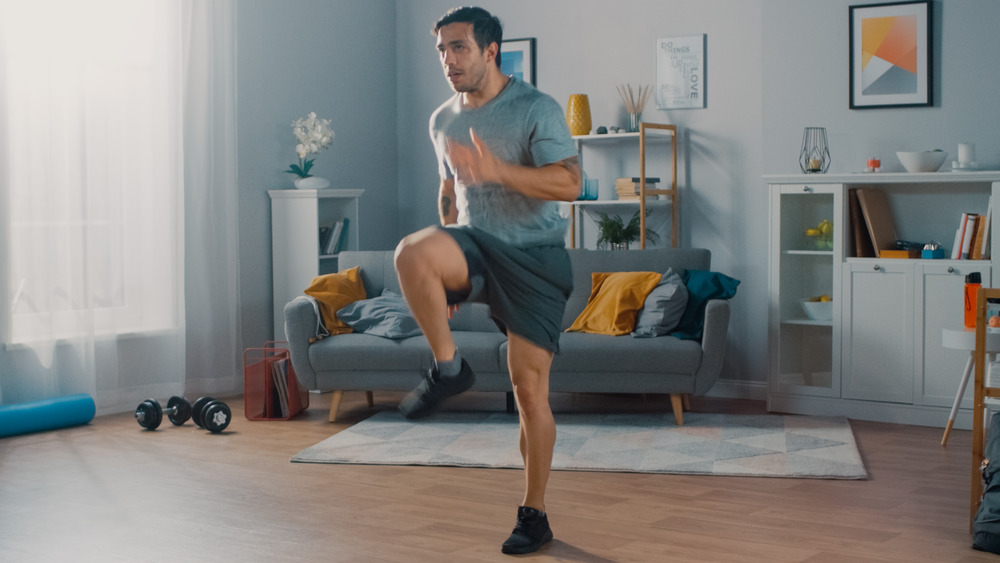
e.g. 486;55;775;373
802;186;813;193
948;267;955;273
873;265;881;271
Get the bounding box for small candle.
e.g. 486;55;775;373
808;158;822;171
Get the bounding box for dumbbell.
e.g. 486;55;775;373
134;395;192;431
191;396;232;434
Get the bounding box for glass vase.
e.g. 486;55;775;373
799;127;831;174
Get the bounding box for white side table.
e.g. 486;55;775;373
941;327;1000;446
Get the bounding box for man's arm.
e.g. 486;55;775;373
439;178;458;225
448;129;582;202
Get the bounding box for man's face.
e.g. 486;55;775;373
436;22;492;94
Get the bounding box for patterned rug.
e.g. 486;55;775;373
291;410;868;479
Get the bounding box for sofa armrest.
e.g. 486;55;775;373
693;298;731;395
283;296;320;390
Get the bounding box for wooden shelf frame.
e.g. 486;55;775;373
639;122;678;248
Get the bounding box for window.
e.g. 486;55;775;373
2;0;182;341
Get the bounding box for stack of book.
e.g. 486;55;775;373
615;177;659;200
951;199;992;260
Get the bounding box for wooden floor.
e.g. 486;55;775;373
1;390;997;562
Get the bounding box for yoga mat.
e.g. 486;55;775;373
0;393;96;438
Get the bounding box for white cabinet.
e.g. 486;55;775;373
842;260;914;403
768;183;844;399
268;188;363;339
766;172;1000;427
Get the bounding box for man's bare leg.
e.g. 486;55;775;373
394;227;476;419
502;332;556;554
394;226;470;361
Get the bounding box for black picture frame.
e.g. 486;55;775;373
849;0;931;109
500;38;536;86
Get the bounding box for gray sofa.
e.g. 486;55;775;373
283;248;732;425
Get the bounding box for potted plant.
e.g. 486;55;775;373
595;210;658;250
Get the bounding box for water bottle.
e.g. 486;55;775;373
966;272;982;328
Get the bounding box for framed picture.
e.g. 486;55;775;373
500;38;536;86
655;34;706;110
849;1;931;109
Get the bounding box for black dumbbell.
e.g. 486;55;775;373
191;396;232;434
134;395;192;431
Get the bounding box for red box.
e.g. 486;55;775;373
243;342;309;420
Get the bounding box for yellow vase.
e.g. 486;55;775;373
566;94;591;136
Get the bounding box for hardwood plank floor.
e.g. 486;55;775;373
1;391;996;562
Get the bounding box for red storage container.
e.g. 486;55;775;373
243;342;308;420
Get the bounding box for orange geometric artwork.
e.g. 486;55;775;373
861;14;918;95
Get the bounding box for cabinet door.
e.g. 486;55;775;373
768;183;843;397
915;263;991;407
842;260;914;403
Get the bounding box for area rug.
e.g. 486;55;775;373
291;411;868;479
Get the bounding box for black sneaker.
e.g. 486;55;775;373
398;358;475;419
501;506;553;555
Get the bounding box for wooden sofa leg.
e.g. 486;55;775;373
365;391;374;408
670;393;684;426
329;390;344;423
683;394;691;411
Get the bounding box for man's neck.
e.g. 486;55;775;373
461;70;509;109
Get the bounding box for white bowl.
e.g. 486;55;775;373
800;299;833;321
896;151;948;173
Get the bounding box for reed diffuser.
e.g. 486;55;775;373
617;84;650;132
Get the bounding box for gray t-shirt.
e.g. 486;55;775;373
429;76;578;248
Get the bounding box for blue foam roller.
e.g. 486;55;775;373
0;393;96;438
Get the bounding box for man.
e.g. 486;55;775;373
393;6;581;556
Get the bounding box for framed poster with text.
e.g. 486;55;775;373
655;34;706;110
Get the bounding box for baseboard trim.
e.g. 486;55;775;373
706;379;767;401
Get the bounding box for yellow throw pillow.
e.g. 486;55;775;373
304;266;367;336
566;271;662;335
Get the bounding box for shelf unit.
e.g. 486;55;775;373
268;188;363;339
766;171;1000;428
569;123;678;249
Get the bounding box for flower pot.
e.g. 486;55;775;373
610;242;630;251
293;176;330;190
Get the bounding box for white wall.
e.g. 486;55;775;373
236;0;398;352
763;0;1000;174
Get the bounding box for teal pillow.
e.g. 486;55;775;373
671;270;740;341
336;289;422;339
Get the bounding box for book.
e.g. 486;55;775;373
270;357;290;418
335;218;350;253
324;220;344;255
848;188;876;257
960;213;980;259
615;177;658;199
982;196;993;260
856;189;899;258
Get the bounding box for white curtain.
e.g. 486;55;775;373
0;0;241;413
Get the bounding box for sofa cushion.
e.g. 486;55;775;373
566;271;662;335
526;331;702;375
632;268;689;338
308;331;507;373
304;266;367;335
672;270;740;340
336;289;422;339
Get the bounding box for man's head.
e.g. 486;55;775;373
432;7;503;68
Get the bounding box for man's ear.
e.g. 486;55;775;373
485;41;499;64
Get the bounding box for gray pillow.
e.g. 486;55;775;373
631;268;689;338
336;289;422;339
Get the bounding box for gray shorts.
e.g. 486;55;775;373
439;225;573;354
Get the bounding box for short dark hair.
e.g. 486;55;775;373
432;6;503;67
